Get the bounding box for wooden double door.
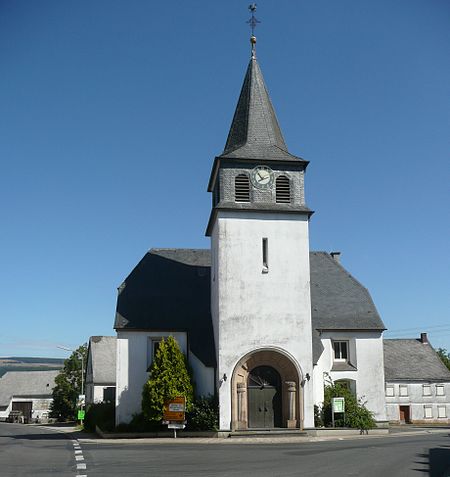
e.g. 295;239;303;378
248;366;282;428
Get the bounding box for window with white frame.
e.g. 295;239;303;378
423;384;432;396
147;338;163;371
399;385;408;397
436;385;445;396
437;405;447;418
333;341;349;361
385;385;394;397
424;406;433;419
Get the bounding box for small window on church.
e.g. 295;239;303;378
235;174;250;202
276;175;290;203
333;341;348;361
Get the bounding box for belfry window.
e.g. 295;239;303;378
276;175;290;203
235;174;250;202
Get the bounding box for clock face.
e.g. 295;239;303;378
251;166;274;189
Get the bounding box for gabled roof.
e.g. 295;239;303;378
220;57;306;163
115;249;384;367
0;370;58;406
114;249;215;367
87;336;116;385
384;339;450;382
310;252;385;330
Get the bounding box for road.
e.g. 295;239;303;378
0;422;449;476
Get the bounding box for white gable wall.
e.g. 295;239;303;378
115;330;187;425
314;331;387;422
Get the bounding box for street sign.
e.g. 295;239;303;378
168;423;186;429
77;410;85;420
332;397;345;413
78;394;85;406
163;397;186;422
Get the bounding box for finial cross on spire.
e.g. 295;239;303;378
247;3;260;36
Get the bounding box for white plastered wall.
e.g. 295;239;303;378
211;211;314;430
313;331;387;422
115;331;187;425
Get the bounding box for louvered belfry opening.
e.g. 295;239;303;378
276;175;290;203
235;174;250;202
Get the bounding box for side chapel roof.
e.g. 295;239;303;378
114;249;385;367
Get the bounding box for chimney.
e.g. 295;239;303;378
330;252;341;263
420;332;428;344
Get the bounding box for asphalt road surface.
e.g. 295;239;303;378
0;423;449;476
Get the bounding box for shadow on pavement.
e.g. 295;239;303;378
413;440;450;477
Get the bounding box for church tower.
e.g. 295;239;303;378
207;34;315;430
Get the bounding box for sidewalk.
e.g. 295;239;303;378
34;423;450;445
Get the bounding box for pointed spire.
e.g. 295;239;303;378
221;55;303;162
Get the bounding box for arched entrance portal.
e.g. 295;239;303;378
248;366;282;428
231;349;303;430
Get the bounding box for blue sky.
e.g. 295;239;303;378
1;0;449;359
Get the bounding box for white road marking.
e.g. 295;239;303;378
75;455;85;461
76;463;86;470
75;449;82;454
76;475;87;477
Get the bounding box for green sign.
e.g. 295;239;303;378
332;397;345;413
77;410;85;420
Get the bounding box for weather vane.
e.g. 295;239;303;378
247;4;260;58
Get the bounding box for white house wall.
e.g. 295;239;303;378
211;211;314;430
0;397;52;421
314;331;387;423
189;351;215;398
116;331;187;425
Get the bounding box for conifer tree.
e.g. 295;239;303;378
142;336;194;422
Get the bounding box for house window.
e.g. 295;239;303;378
147;338;163;371
275;175;291;203
423;385;431;396
385;386;394;397
436;385;445;396
399;385;408;397
333;341;348;361
235;174;250;202
437;405;447;418
424;406;433;419
103;387;115;403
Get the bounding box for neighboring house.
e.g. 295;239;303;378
85;336;116;405
113;40;388;431
384;334;450;424
0;370;58;422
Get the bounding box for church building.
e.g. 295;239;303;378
114;35;387;430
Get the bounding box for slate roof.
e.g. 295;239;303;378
220;57;306;163
310;252;385;331
115;249;384;367
87;336;116;385
0;370;58;406
384;339;450;382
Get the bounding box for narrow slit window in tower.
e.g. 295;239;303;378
262;237;268;273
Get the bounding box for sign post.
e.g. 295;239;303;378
332;397;345;427
163;397;186;438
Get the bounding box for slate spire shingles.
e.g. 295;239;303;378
221;57;305;162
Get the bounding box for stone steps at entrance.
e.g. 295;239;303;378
229;429;308;438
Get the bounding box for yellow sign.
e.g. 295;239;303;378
163;397;186;421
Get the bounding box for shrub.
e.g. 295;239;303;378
142;336;194;422
187;396;219;431
84;402;115;432
321;381;375;430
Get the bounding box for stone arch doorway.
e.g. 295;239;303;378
247;365;282;428
231;349;303;430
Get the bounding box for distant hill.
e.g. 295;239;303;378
0;357;65;378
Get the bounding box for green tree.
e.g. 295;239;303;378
50;344;87;421
437;348;450;371
142;336;194;422
319;380;376;431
